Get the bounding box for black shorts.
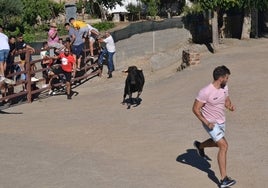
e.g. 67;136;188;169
52;66;72;82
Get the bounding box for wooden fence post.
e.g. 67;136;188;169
25;50;32;103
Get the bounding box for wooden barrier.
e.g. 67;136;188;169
0;48;101;108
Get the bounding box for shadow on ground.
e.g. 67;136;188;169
176;149;220;186
122;98;143;109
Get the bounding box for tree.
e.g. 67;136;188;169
21;0;64;26
238;0;268;39
96;0;123;9
83;0;123;20
198;0;239;52
141;0;160;17
0;0;23;29
159;0;185;16
126;3;142;21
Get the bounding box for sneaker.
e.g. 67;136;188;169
193;141;205;157
107;72;113;78
89;56;98;62
97;62;102;67
3;78;16;85
2;100;11;108
48;90;55;96
86;55;94;59
67;95;72;100
89;55;94;59
31;77;39;82
220;176;236;188
0;76;5;82
42;84;49;88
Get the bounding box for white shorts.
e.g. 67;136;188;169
203;123;225;142
89;36;96;42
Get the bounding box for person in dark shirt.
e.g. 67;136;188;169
15;33;38;82
5;36;16;78
16;33;35;61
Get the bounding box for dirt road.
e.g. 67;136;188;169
0;38;267;188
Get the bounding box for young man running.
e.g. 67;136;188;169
192;65;236;188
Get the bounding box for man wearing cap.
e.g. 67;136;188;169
48;22;64;54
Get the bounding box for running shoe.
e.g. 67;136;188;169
220;176;236;188
31;77;39;82
193;140;205;158
3;78;16;85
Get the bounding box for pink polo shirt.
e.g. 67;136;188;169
196;83;229;124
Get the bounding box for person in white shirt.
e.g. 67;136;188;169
98;31;116;78
0;25;10;82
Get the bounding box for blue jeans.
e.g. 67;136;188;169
98;48;115;72
0;49;10;62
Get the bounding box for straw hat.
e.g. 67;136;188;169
50;22;57;28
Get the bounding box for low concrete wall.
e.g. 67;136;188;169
108;17;190;70
113;26;190;70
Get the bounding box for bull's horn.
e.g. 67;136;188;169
122;69;128;73
137;67;142;71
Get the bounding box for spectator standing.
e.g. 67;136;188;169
1;35;16;98
0;25;10;82
98;31;116;78
192;65;236;188
65;22;84;71
5;35;16;80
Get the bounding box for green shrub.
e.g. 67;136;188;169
92;21;115;32
183;3;203;15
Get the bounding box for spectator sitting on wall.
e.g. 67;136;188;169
48;22;65;54
14;55;26;91
15;33;39;82
40;41;54;86
5;35;16;80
